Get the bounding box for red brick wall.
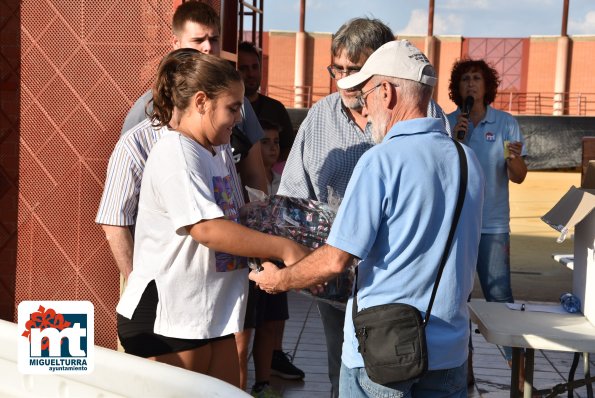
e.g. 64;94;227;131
308;33;333;104
526;37;558;94
264;32;297;105
263;33;595;116
264;31;333;107
568;38;595;94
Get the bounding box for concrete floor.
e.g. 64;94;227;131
247;293;595;397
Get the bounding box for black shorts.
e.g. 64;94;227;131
243;280;289;329
118;280;233;358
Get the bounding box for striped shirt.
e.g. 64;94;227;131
96;118;244;226
278;92;451;202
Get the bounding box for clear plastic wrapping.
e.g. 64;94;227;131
240;193;354;306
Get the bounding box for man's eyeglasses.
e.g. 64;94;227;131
327;65;361;80
356;83;382;108
356;82;398;108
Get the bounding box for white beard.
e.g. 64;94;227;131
370;111;389;144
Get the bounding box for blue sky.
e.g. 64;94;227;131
264;0;595;37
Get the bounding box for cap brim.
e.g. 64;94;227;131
336;71;373;90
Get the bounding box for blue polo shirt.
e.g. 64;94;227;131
327;117;485;370
447;106;526;233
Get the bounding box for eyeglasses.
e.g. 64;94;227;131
356;83;382;108
356;82;398;108
326;65;361;80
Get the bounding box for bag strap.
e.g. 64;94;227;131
352;139;468;327
422;139;467;324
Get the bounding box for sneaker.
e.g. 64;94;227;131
251;383;282;398
270;350;305;380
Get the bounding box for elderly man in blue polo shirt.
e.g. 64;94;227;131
250;40;485;397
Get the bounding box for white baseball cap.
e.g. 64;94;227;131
337;40;437;89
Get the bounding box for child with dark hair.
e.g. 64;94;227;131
259;119;283;195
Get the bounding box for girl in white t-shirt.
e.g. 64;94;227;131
116;48;308;387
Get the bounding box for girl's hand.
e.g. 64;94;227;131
307;283;326;296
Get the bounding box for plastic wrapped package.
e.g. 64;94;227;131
240;193;355;306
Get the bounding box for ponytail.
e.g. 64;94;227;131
151;49;198;127
150;48;242;127
151;63;175;127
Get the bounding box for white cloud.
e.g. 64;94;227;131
434;13;465;35
440;0;489;11
307;0;326;10
571;11;595;34
398;9;427;35
522;0;554;5
398;9;464;36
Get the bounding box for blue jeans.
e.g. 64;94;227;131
317;301;345;398
476;233;513;303
476;233;514;360
339;361;468;398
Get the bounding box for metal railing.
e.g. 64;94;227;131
264;85;315;108
266;86;595;116
493;92;595;116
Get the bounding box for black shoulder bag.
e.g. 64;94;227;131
352;139;468;385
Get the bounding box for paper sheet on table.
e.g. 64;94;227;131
506;303;568;314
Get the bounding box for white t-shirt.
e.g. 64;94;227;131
116;132;248;339
268;170;282;196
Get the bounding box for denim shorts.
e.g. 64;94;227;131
339;361;467;398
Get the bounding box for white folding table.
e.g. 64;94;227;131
468;300;595;398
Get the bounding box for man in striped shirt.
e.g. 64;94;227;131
277;18;451;398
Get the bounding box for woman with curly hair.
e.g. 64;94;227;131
447;59;528;384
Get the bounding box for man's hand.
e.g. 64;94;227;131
249;244;354;295
249;261;282;294
250;259;325;295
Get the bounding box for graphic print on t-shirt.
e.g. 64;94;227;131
212;175;247;272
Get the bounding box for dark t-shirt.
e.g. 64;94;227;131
251;94;295;160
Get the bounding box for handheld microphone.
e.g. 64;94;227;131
456;96;474;140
